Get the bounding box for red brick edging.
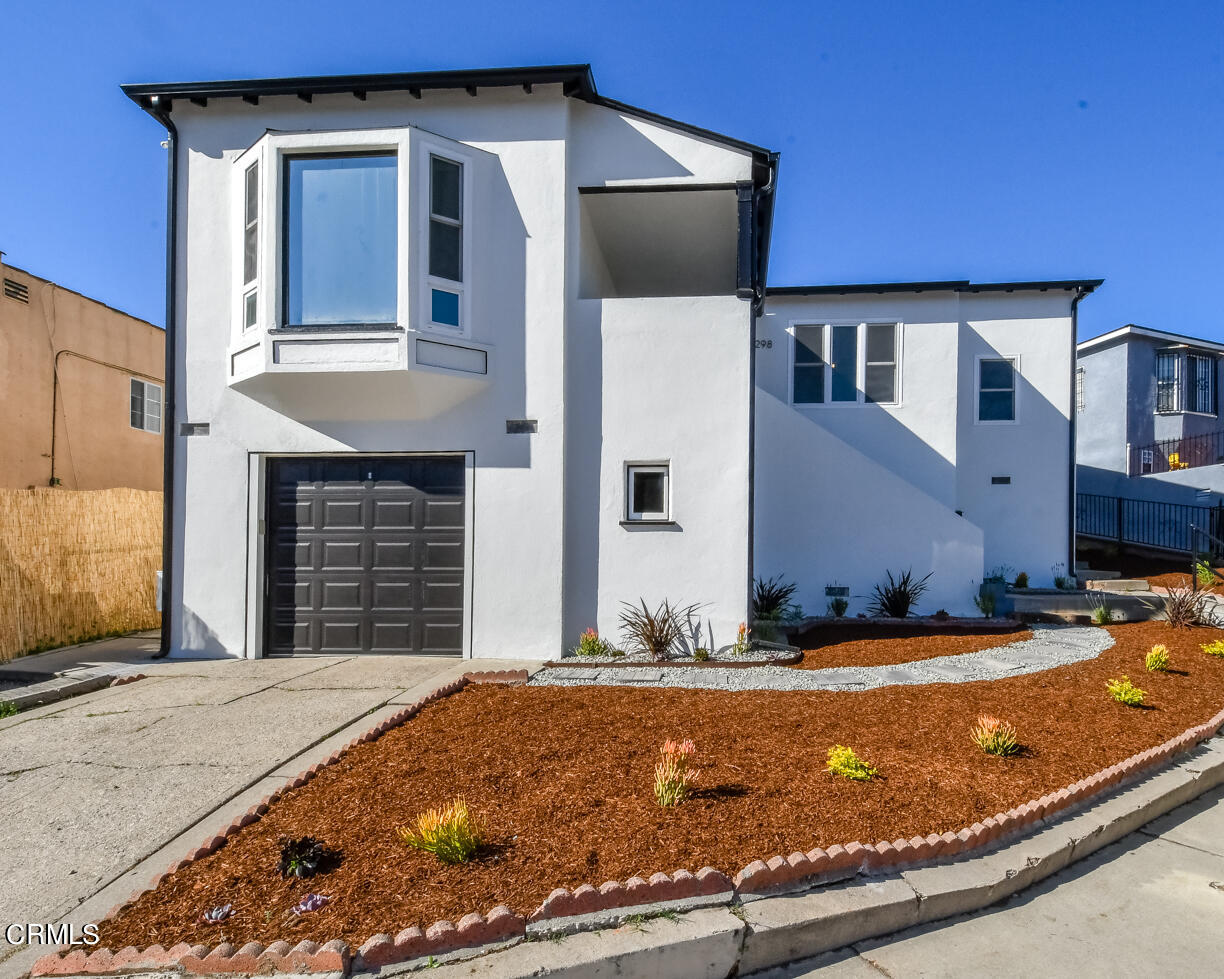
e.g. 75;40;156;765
30;684;1224;977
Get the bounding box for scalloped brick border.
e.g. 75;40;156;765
108;673;147;688
30;688;1224;977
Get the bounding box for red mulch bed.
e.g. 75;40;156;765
100;622;1224;951
792;623;1031;669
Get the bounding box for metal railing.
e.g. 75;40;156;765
1077;492;1224;557
1128;429;1224;476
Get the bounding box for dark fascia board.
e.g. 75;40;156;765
577;182;740;194
120;63;775;159
768;278;1103;297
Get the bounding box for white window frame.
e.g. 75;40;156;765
231;128;413;340
241;159;260;333
1075;366;1085;413
130;378;162;434
417;138;474;338
975;354;1020;425
624;463;671;522
787;321;902;407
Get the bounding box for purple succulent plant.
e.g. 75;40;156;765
200;903;232;925
291;893;331;916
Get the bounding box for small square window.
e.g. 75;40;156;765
625;464;669;521
431;289;460;327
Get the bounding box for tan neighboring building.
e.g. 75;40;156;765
0;255;164;490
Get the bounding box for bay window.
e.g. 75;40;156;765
1155;348;1217;415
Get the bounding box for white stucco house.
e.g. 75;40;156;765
123;64;1100;659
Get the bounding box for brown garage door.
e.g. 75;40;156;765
266;456;465;655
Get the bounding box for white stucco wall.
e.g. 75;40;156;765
166;86;756;660
755;290;1076;613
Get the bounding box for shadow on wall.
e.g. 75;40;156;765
753;389;984;618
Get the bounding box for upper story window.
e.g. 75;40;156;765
977;357;1017;423
1075;366;1085;412
1156;348;1217;415
790;322;900;406
284;153;398;329
130;379;162;434
427;155;463;329
242;161;259;331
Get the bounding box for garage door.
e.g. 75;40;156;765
266;456;465;656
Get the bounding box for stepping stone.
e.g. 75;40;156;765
972;656;1026;673
807;669;869;686
616;670;664;682
920;662;980;680
547;669;601;681
872;667;926;685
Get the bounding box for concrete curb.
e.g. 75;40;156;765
29;692;1224;978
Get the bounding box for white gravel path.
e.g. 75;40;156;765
529;624;1114;692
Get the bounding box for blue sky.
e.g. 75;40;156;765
1;0;1220;340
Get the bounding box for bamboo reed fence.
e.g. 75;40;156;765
0;488;161;662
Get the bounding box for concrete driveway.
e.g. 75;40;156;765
0;637;531;973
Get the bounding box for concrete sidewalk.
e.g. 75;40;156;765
758;783;1224;978
0;635;534;974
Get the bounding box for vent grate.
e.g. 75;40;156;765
3;278;30;304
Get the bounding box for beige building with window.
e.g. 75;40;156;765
0;255;164;490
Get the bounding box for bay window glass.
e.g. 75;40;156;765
830;325;858;402
284;153;397;328
865;323;898;403
792;325;826;404
428;155;463;328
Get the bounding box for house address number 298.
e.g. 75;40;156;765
754;339;773;349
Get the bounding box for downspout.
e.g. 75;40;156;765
149;97;178;657
1068;287;1085;578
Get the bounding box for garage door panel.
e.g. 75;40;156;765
372;580;415;610
267;456;465;656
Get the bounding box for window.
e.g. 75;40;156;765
1140;448;1154;474
792;325;825;404
1188;353;1216;414
625;464;669;521
283;152;398;329
865;323;898;403
1075;367;1085;412
1156;350;1181;413
427;155;464;329
977;357;1017;422
242;161;259;331
790;322;900;406
130;379;162;434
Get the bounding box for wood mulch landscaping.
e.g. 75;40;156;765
100;621;1224;952
790;622;1031;669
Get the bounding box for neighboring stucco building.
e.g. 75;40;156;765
1077;325;1224;504
0;256;165;490
123;63;1096;660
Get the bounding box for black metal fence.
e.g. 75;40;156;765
1128;429;1224;476
1077;492;1224;557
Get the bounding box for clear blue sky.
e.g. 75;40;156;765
2;0;1221;341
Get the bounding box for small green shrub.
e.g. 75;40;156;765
693;647;710;662
0;701;17;719
1014;572;1029;589
572;628;613;658
826;745;879;781
827;596;849;617
866;569;932;618
1145;644;1170;672
397;799;483;863
970;715;1020;756
1088;593;1114;625
277;837;338;879
1106;675;1146;707
1051;562;1072;590
1196;560;1216;589
974;590;996;617
1201;639;1224;658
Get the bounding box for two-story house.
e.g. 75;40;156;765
124;64;1097;659
1077;325;1224;505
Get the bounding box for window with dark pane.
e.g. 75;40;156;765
130;378;145;430
626;464;669;520
1188;353;1216;414
792;325;825;404
830;324;858;402
243;161;259;286
978;358;1016;421
429;156;462;283
865;323;897;403
1156;351;1181;413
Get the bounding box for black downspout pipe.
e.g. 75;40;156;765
1069;288;1084;580
150;98;178;658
